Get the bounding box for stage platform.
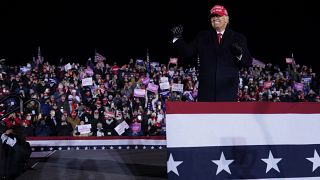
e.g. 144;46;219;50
17;149;167;180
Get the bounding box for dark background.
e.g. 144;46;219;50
0;0;319;70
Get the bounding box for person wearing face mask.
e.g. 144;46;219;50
92;122;107;137
90;109;101;131
20;114;34;137
34;113;51;136
67;111;80;130
57;112;73;136
171;4;252;102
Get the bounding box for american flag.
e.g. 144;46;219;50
252;58;266;68
136;59;144;66
166;102;320;179
34;46;43;65
94;52;106;62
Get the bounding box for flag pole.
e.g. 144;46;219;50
146;48;149;63
291;52;297;69
146;48;150;73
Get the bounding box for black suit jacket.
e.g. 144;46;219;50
174;27;252;101
46;116;60;136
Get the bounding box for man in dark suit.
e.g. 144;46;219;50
172;4;252;102
1;127;31;179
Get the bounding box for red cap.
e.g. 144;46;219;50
209;5;228;17
23;120;31;126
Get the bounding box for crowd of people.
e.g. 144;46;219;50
0;54;319;138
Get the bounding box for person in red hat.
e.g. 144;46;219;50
171;4;252;102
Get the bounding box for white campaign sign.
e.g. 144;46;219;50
82;77;93;86
160;82;170;90
114;121;129;135
171;83;184;92
77;124;92;134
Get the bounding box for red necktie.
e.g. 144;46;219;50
217;33;222;44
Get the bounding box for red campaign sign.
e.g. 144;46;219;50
263;81;272;89
285;58;293;64
169;58;178;64
130;123;141;133
293;82;304;91
147;83;159;93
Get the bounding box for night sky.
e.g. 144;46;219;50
0;0;319;70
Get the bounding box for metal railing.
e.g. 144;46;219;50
0;94;41;121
